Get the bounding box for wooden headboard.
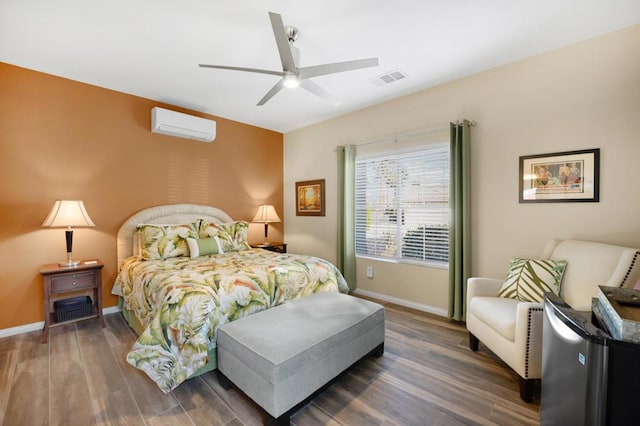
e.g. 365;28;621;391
116;203;233;269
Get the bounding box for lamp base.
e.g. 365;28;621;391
58;252;80;267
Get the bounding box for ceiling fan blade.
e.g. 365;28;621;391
299;57;379;79
199;64;284;77
268;12;297;72
299;79;341;106
257;78;286;106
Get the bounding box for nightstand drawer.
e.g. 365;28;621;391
51;271;96;292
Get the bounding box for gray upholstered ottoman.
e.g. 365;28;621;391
217;292;385;425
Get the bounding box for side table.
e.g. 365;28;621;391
40;260;105;343
251;242;287;254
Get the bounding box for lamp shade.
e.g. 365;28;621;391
252;205;281;223
42;200;96;228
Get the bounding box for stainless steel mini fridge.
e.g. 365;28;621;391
541;293;640;425
540;293;609;425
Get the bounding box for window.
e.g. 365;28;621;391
355;143;449;265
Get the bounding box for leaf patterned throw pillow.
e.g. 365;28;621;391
498;257;567;303
194;220;251;252
218;221;251;251
137;224;197;260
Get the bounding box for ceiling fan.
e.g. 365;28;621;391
199;11;379;106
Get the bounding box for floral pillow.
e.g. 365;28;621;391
195;220;251;252
498;257;567;303
137;223;197;260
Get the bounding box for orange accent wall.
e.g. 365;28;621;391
0;62;284;330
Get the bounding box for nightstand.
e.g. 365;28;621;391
251;242;287;254
40;260;105;343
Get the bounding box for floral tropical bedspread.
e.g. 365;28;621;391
112;248;349;393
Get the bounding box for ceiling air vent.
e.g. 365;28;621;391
371;69;408;87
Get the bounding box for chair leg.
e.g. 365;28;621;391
519;377;535;403
469;333;479;352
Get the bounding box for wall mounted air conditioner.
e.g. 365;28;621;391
151;107;216;142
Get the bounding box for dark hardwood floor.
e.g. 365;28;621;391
0;298;539;425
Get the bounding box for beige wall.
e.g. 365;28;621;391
0;63;283;330
284;25;640;314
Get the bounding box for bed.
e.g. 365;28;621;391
112;204;349;393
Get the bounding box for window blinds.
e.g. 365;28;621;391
355;143;450;265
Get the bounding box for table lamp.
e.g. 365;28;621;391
42;200;96;267
252;205;281;245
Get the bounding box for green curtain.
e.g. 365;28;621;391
337;145;357;291
448;120;471;321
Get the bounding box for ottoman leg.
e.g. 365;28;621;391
371;342;384;358
216;369;232;390
265;412;289;426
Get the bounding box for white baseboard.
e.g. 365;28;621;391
103;306;121;315
0;305;122;339
0;321;44;339
352;289;448;317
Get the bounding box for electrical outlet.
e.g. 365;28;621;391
366;266;374;279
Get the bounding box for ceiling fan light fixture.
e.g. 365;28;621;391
283;74;300;89
199;12;379;105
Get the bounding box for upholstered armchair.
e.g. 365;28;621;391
466;239;640;402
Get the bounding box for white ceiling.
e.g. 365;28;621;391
1;0;639;133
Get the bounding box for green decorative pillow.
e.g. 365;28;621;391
195;219;251;252
187;236;223;258
498;257;568;302
137;224;197;260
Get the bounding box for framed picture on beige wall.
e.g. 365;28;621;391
296;179;325;216
519;148;600;203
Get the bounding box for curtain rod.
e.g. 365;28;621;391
342;120;477;149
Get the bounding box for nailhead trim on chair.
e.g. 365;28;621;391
524;307;544;378
619;251;640;287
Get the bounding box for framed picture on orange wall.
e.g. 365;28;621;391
295;179;325;216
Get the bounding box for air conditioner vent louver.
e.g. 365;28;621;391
151;107;216;142
370;69;408;87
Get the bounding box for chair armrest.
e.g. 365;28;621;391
515;301;544;328
467;277;503;299
604;249;640;289
515;302;545;345
514;301;545;378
